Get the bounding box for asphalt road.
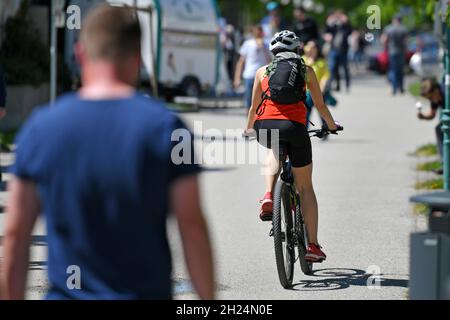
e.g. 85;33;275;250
172;74;434;300
0;74;436;299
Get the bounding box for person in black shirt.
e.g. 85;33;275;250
292;6;319;52
324;10;352;92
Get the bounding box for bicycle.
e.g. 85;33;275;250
270;126;343;289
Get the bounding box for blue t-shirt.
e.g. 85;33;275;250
11;93;200;299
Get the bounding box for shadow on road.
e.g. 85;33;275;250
291;268;408;292
202;167;237;173
29;260;47;271
30;235;48;247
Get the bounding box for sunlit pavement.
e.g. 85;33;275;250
172;73;433;300
0;73;436;299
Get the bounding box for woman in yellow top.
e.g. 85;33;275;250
303;41;336;130
303;41;330;91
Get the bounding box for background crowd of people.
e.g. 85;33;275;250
221;1;443;173
220;2;371;111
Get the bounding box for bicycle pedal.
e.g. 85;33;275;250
306;258;325;263
269;228;274;237
260;212;273;222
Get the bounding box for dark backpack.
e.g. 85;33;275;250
256;55;306;116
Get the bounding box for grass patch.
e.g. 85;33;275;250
0;130;17;150
412;143;438;157
413;203;429;216
167;103;198;112
409;81;421;97
416;160;442;172
415;178;444;190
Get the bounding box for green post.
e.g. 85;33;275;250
444;20;450;190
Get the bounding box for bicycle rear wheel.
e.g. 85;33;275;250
295;194;313;275
273;180;295;288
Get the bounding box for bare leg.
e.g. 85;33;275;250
264;150;281;194
291;163;319;245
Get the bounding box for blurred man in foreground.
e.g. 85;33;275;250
1;4;214;300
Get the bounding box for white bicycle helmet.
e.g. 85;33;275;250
269;30;301;53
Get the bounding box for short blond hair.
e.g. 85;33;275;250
79;4;141;63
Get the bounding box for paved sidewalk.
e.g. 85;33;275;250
172;74;436;300
0;74;437;299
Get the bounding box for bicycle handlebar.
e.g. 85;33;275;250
308;126;344;138
243;126;344;140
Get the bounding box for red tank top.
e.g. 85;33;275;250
256;76;307;125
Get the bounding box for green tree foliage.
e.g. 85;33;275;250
217;0;435;30
348;0;434;30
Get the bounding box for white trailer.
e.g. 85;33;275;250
65;0;221;97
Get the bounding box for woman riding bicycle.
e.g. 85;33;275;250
244;30;341;262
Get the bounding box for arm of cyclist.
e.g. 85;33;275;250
306;66;338;131
171;175;215;300
244;67;265;133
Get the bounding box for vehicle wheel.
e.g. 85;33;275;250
273;180;295;288
181;77;201;97
295;194;313;275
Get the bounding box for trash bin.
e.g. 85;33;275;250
410;192;450;234
409;191;450;300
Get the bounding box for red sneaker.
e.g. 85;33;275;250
259;192;273;221
305;243;327;262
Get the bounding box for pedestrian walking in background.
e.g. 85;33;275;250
261;2;288;44
348;29;368;71
324;10;353;93
382;15;408;95
234;25;271;108
222;24;239;84
1;4;214;300
291;6;319;54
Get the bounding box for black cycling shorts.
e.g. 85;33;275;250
254;119;312;168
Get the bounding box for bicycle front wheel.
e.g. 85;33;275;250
272;180;295;288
